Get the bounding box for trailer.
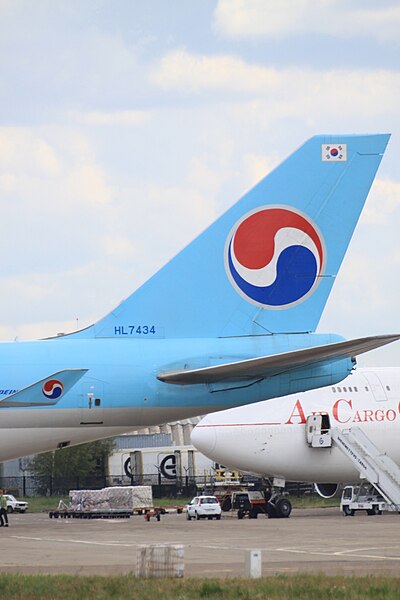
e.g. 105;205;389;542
48;498;183;520
49;507;132;519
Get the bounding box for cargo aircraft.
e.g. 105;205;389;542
0;134;397;462
191;366;400;504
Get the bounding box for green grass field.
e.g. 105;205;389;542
0;574;399;599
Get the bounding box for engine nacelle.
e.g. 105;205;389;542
314;482;339;499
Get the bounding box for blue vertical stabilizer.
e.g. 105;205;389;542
71;134;389;339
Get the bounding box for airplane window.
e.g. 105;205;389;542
337;387;341;392
348;387;352;392
343;387;347;392
332;387;336;393
365;387;369;391
386;385;391;391
95;398;101;407
354;387;358;392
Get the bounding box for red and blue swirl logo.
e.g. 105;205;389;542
225;206;325;309
42;379;64;400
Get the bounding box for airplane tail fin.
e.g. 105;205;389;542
71;134;389;339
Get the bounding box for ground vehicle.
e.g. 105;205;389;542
5;494;28;513
340;484;389;516
186;496;221;520
229;490;292;519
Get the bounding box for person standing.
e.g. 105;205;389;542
0;490;8;527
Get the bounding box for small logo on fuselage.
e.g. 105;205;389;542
42;379;64;400
225;205;326;309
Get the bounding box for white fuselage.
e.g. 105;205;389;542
191;367;400;483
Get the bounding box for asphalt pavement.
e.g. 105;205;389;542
1;507;399;577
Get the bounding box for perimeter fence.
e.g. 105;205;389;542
0;473;315;499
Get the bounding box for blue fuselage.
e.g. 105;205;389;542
0;333;351;431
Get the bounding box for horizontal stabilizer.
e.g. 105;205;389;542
157;335;400;385
0;369;88;407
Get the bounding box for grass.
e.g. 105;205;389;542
19;496;69;512
290;495;339;508
0;574;399;599
20;494;339;512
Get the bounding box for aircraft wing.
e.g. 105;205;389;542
0;369;88;407
157;335;400;385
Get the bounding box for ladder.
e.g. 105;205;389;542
331;427;400;510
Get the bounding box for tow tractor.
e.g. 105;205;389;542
340;483;391;516
218;489;291;519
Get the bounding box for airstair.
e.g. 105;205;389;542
331;427;400;510
305;414;400;510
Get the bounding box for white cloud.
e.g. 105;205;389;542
0;173;17;191
0;320;81;342
151;49;282;92
0;129;60;176
75;110;152;126
151;51;400;124
242;153;280;186
67;164;114;206
103;235;136;260
362;178;400;225
213;0;400;42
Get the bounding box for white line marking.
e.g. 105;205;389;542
11;536;135;548
276;546;400;561
10;538;400;562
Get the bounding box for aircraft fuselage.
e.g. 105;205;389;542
0;333;351;461
191;368;400;483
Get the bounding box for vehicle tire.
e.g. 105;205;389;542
7;506;13;514
237;509;244;519
343;505;355;516
208;516;212;520
186;512;192;520
221;497;232;511
275;498;292;519
216;514;221;520
249;508;258;519
370;504;382;516
266;503;277;519
196;512;201;520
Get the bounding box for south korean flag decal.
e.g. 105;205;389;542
321;144;347;161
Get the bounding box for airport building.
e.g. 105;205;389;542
0;418;227;497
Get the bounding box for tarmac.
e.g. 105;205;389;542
1;507;400;578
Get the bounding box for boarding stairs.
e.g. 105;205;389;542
330;427;400;511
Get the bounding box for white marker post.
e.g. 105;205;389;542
244;549;262;578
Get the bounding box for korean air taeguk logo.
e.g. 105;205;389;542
42;379;64;400
225;206;326;309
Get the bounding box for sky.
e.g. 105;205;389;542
0;0;400;366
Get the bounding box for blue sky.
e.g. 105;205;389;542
0;0;400;366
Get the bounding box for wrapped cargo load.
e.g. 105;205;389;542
69;486;152;512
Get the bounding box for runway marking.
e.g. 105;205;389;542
276;546;400;561
11;536;136;548
10;537;400;562
11;535;187;549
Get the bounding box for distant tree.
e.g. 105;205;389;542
29;438;116;494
